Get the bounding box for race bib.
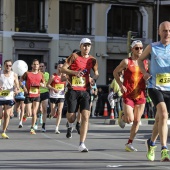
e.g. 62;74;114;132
29;87;39;94
0;90;10;97
72;76;86;87
55;84;64;91
20;87;24;92
156;73;170;86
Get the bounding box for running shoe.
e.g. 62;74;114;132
34;124;38;130
30;128;36;135
66;127;72;138
55;130;60;134
22;115;27;122
125;143;137;152
161;149;170;162
78;143;88;152
1;133;9;139
18;124;23;128
118;111;125;128
66;122;74;131
41;128;46;132
145;139;157;161
75;122;80;135
66;121;69;128
39;114;43;124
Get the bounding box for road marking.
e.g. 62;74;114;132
106;165;122;168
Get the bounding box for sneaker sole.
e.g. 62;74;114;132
80;149;88;152
125;147;136;152
66;135;72;138
2;137;9;139
161;158;170;162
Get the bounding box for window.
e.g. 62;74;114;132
59;2;92;35
15;0;46;33
107;6;142;37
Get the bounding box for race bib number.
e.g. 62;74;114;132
20;87;24;92
72;76;86;87
29;87;38;94
0;90;10;97
55;84;64;91
156;73;170;86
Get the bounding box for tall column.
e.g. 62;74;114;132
2;0;15;62
92;3;110;85
48;0;59;74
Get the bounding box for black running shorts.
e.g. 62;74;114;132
66;89;90;113
148;88;170;113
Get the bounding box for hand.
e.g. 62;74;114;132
143;72;152;81
40;82;45;87
0;86;4;91
75;70;86;77
120;85;127;93
53;88;59;93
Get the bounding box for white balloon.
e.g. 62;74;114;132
12;60;28;76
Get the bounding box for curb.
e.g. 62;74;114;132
104;119;170;125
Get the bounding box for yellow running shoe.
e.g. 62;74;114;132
1;133;9;139
161;149;170;162
145;139;157;161
30;128;36;135
125;143;137;152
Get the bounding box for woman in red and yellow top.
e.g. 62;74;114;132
113;40;148;152
21;59;45;135
47;62;67;134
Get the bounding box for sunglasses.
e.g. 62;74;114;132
6;65;12;67
134;47;143;50
40;66;44;67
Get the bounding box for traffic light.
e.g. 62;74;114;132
127;31;139;55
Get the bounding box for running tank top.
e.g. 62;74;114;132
67;52;97;91
40;72;49;93
123;57;147;99
26;71;43;97
49;73;66;98
148;42;170;91
0;70;14;100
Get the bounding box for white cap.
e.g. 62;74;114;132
80;38;91;45
131;40;143;48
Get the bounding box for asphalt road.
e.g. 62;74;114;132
0;116;170;170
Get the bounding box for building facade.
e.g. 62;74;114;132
0;0;169;85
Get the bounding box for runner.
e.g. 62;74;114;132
47;60;67;134
0;60;20;139
60;38;99;152
34;62;49;132
113;40;148;151
138;21;170;162
21;59;45;135
15;76;26;128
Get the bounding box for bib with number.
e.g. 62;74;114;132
29;87;39;94
156;73;170;86
55;84;64;90
0;90;10;97
20;87;24;92
72;76;86;87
